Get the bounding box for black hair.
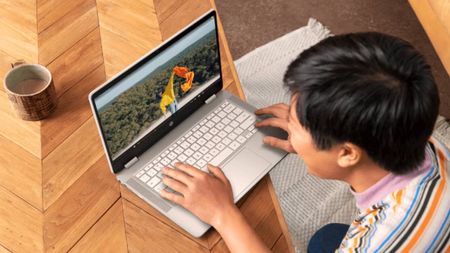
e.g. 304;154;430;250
284;32;439;174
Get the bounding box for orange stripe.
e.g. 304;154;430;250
403;150;447;252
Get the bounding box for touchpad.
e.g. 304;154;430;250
222;148;271;200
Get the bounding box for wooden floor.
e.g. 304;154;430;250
0;0;293;252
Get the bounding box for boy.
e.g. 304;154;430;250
160;32;450;252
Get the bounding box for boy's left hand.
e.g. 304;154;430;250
160;162;235;228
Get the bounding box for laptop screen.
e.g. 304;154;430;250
90;11;222;171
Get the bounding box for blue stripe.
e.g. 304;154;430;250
374;164;436;252
424;202;450;252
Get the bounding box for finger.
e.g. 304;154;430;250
255;118;289;131
162;176;188;193
162;166;193;186
255;104;289;118
263;136;294;153
207;164;228;183
174;162;204;178
160;189;184;205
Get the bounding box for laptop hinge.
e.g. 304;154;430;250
205;94;217;104
124;157;139;169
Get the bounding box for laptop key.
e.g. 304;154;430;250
234;127;244;135
148;169;157;177
237;136;247;144
210;147;233;167
199;146;209;154
241;116;256;130
161;157;171;166
233;107;242;115
196;159;207;170
236;112;249;123
139;174;150;183
222;137;231;145
228;133;238;140
191;143;200;151
193;152;202;160
203;153;213;162
154;181;166;192
205;141;215;149
154;163;164;171
185;149;194;156
210;128;219;135
216;143;225;150
136;170;145;178
230;141;240;150
218;131;227;138
224;104;235;113
178;154;187;162
168;152;177;160
230;120;239;128
186;157;196;165
197;138;207;146
227;113;237;120
210;148;219;156
147;177;161;188
203;133;213;140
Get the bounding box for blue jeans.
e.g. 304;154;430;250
307;223;350;253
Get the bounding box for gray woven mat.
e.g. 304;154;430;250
235;19;356;252
234;19;450;252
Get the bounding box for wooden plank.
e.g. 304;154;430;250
211;239;229;253
98;27;160;79
0;91;41;158
37;0;92;33
97;0;162;78
69;199;127;253
0;50;17;92
153;0;185;25
156;0;211;40
44;158;120;252
409;0;450;74
0;186;43;252
42;117;104;209
0;0;36;34
209;0;245;100
38;0;98;66
267;177;295;253
272;235;290;253
0;0;37;63
0;243;11;253
120;185;211;248
96;0;161;49
123;199;209;253
41;64;106;158
0;135;42;210
46;27;104;98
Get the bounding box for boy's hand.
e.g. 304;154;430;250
160;162;236;228
255;103;296;153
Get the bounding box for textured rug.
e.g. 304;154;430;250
235;19;356;252
234;19;450;252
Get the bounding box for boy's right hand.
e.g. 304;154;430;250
255;103;296;154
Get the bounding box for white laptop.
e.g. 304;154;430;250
89;9;286;237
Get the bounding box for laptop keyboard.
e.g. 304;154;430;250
134;100;258;194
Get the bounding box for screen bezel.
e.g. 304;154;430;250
90;10;222;173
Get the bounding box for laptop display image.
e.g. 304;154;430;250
94;17;220;160
89;10;286;237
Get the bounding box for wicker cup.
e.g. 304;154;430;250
3;63;57;121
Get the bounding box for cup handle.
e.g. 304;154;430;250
11;60;26;68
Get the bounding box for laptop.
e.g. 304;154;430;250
89;9;286;237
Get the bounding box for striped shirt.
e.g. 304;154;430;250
338;138;450;252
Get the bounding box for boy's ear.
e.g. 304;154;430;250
337;143;362;168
